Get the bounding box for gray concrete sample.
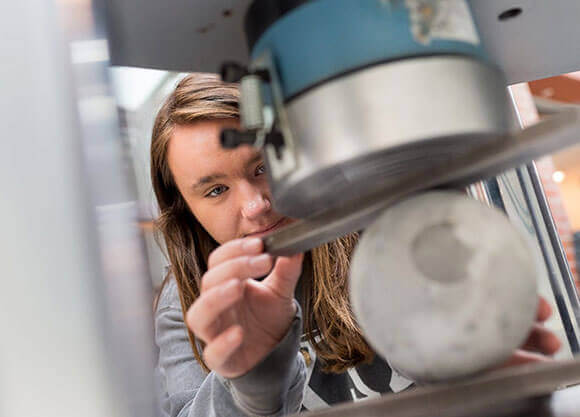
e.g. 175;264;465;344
350;191;539;382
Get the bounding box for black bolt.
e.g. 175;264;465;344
220;62;248;83
498;8;522;21
220;62;271;83
220;129;257;149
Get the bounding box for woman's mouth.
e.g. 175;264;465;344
245;218;289;238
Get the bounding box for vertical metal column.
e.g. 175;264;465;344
481;88;580;357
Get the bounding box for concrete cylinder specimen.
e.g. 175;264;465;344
350;191;539;382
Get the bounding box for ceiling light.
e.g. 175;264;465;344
553;171;566;183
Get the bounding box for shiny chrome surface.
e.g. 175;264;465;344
269;56;509;218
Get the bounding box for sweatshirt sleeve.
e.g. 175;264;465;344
154;280;307;417
226;301;305;416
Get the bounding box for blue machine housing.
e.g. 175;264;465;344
250;0;491;101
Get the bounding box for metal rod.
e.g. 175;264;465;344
523;163;580;351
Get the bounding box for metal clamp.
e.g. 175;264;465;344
220;51;298;181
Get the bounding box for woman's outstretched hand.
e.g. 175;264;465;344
500;296;562;368
186;237;303;379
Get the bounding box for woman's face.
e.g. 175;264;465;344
167;119;293;244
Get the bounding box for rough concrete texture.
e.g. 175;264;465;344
350;191;539;383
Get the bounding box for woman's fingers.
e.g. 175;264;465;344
536;296;553;322
522;323;562;355
186;279;244;342
519;296;560;356
201;253;274;292
208;238;263;269
203;325;244;373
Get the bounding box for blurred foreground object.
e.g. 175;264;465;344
1;0;157;416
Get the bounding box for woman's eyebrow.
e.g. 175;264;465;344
244;153;263;169
191;154;262;191
192;173;226;191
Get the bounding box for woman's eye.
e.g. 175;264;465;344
255;164;266;176
206;185;228;198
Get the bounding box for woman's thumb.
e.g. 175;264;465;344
264;253;304;299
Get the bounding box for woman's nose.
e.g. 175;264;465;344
240;189;271;220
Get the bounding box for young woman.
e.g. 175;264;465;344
151;74;561;417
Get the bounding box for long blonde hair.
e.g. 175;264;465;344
150;73;373;373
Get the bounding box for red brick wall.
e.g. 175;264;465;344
535;158;579;283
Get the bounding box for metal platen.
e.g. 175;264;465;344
300;359;580;417
263;107;580;255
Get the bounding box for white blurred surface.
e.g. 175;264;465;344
0;0;156;415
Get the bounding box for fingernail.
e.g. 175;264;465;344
243;238;262;253
249;253;271;269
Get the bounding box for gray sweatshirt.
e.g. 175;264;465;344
154;278;412;417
